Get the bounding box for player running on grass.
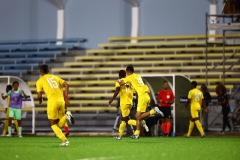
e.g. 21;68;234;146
1;81;28;137
1;84;19;136
118;66;164;139
185;81;206;138
109;70;148;140
36;65;74;146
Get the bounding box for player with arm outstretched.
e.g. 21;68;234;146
185;81;206;138
36;65;74;146
1;81;28;137
118;66;164;139
1;85;19;136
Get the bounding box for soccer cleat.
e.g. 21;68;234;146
59;140;70;146
113;136;122;140
220;131;225;135
184;134;190;138
66;111;75;124
18;134;23;138
65;132;69;137
6;134;11;137
0;134;6;137
154;107;164;117
142;120;149;132
201;134;205;138
130;134;139;139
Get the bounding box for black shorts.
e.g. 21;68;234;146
159;106;172;118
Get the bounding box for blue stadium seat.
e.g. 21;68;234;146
0;51;62;58
0;69;27;76
0;63;39;71
0;57;51;63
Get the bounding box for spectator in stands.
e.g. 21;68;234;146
157;81;175;137
215;84;232;134
201;84;212;132
1;85;19;136
36;64;73;146
185;81;206;138
1;81;28;137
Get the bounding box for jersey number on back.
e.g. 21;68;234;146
136;78;144;85
47;78;58;89
194;93;201;102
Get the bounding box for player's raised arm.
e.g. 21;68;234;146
63;81;70;108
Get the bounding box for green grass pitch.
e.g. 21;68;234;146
0;136;239;160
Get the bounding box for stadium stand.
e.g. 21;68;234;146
1;34;239;133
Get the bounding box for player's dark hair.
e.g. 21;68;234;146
191;81;197;88
39;64;49;74
119;70;126;78
6;85;12;90
12;81;19;86
126;65;134;73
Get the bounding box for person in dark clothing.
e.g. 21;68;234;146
215;84;232;134
201;84;211;132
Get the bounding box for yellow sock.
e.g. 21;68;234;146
134;130;140;136
119;121;126;137
187;121;194;137
58;116;67;128
3;119;9;134
150;109;156;115
51;124;67;142
195;120;205;136
64;122;68;127
128;119;136;126
14;120;19;134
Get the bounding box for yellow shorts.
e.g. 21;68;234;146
190;106;201;118
47;99;65;120
137;93;150;112
120;104;132;117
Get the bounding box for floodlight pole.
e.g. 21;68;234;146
125;0;142;43
49;0;69;44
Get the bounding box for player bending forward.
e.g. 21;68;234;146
118;66;164;139
36;65;74;146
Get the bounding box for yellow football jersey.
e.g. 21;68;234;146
122;73;149;96
36;74;65;101
188;88;204;109
115;82;134;105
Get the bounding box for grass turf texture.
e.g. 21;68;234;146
0;136;239;160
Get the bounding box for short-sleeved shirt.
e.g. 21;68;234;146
188;88;204;109
158;89;175;107
121;73;149;96
115;82;134;106
36;74;65;101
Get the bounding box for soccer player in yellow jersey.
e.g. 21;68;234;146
185;81;207;138
36;65;74;146
109;70;136;139
118;66;164;139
